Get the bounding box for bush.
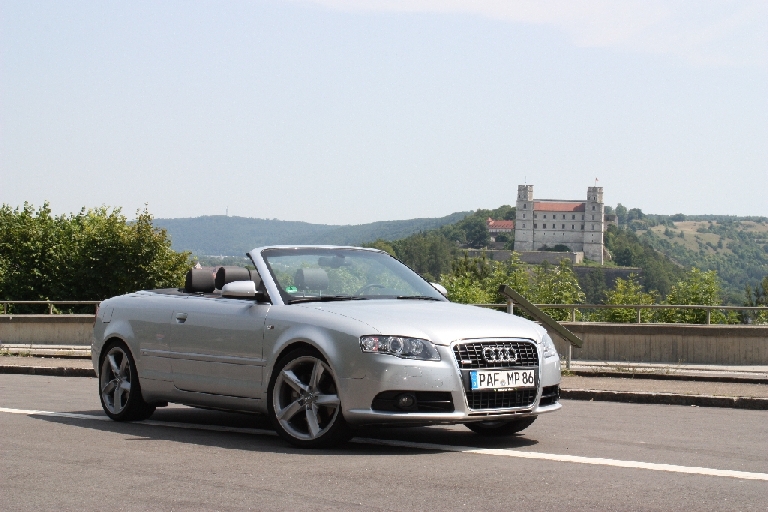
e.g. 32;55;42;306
600;274;658;323
0;203;190;308
441;255;585;321
441;252;529;305
659;268;734;324
527;260;585;321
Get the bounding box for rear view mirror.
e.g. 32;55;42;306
222;280;257;298
431;282;448;296
318;256;351;268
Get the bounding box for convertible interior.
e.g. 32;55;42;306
149;267;266;298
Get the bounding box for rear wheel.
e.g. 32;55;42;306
465;417;536;436
99;341;155;421
268;348;352;448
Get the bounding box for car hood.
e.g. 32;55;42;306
295;300;544;346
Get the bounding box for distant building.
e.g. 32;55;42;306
486;218;514;242
514;185;608;264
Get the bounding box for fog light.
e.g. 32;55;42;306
396;393;416;409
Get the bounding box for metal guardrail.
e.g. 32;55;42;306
1;301;101;315
497;285;583;371
497;285;583;348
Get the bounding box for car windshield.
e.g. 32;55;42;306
261;248;447;304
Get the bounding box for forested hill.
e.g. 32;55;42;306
636;219;768;304
154;211;470;256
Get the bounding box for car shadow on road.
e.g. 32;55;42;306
33;405;540;455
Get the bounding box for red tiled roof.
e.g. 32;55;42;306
486;218;515;230
534;202;585;212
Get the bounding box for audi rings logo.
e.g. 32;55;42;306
482;346;518;363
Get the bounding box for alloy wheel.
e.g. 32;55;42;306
272;355;341;441
100;346;133;415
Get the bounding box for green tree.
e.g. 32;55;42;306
440;255;584;321
615;204;628;225
527;260;585;321
460;216;491;248
390;232;455;282
441;253;529;305
581;268;608;304
660;268;731;324
0;203;190;309
363;239;396;257
604;225;685;297
601;274;658;323
744;276;768;324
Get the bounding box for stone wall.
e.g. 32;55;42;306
462;250;583;264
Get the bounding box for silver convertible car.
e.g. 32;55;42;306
92;246;561;447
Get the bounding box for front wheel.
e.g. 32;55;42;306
99;340;155;421
465;417;536;436
268;348;352;448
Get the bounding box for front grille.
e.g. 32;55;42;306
452;340;539;369
465;389;537;409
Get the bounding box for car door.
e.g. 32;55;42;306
130;293;178;382
168;295;268;398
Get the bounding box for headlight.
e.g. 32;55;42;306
360;335;440;361
541;333;558;359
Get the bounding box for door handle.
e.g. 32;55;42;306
175;312;187;323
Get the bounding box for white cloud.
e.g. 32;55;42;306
300;0;768;66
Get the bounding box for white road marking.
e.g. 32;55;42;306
2;406;767;481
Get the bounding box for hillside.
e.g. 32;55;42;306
154;212;470;256
154;208;768;305
636;219;768;303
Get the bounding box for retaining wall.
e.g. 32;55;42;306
555;322;768;365
0;315;93;346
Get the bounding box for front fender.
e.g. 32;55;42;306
263;307;374;400
91;318;136;374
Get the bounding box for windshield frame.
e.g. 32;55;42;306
259;247;448;305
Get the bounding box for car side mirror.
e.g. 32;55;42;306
430;282;448;296
222;280;259;299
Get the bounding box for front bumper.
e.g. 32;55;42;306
340;343;562;426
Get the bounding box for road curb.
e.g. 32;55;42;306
561;388;768;410
0;366;95;378
569;370;768;385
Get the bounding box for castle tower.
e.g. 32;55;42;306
514;185;535;252
583;186;604;263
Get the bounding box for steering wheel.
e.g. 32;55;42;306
355;283;386;296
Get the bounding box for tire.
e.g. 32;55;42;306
465;417;537;436
267;347;352;448
99;340;156;421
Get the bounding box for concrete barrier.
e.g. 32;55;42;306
556;323;768;365
0;315;93;346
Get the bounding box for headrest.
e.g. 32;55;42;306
185;269;215;293
248;269;263;290
294;268;329;291
215;266;251;290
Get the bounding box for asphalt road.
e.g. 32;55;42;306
1;374;766;511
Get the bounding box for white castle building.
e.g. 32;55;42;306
514;185;609;264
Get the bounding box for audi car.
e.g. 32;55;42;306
92;245;562;447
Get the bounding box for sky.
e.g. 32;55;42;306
2;0;766;224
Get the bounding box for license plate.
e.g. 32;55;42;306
470;369;535;390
